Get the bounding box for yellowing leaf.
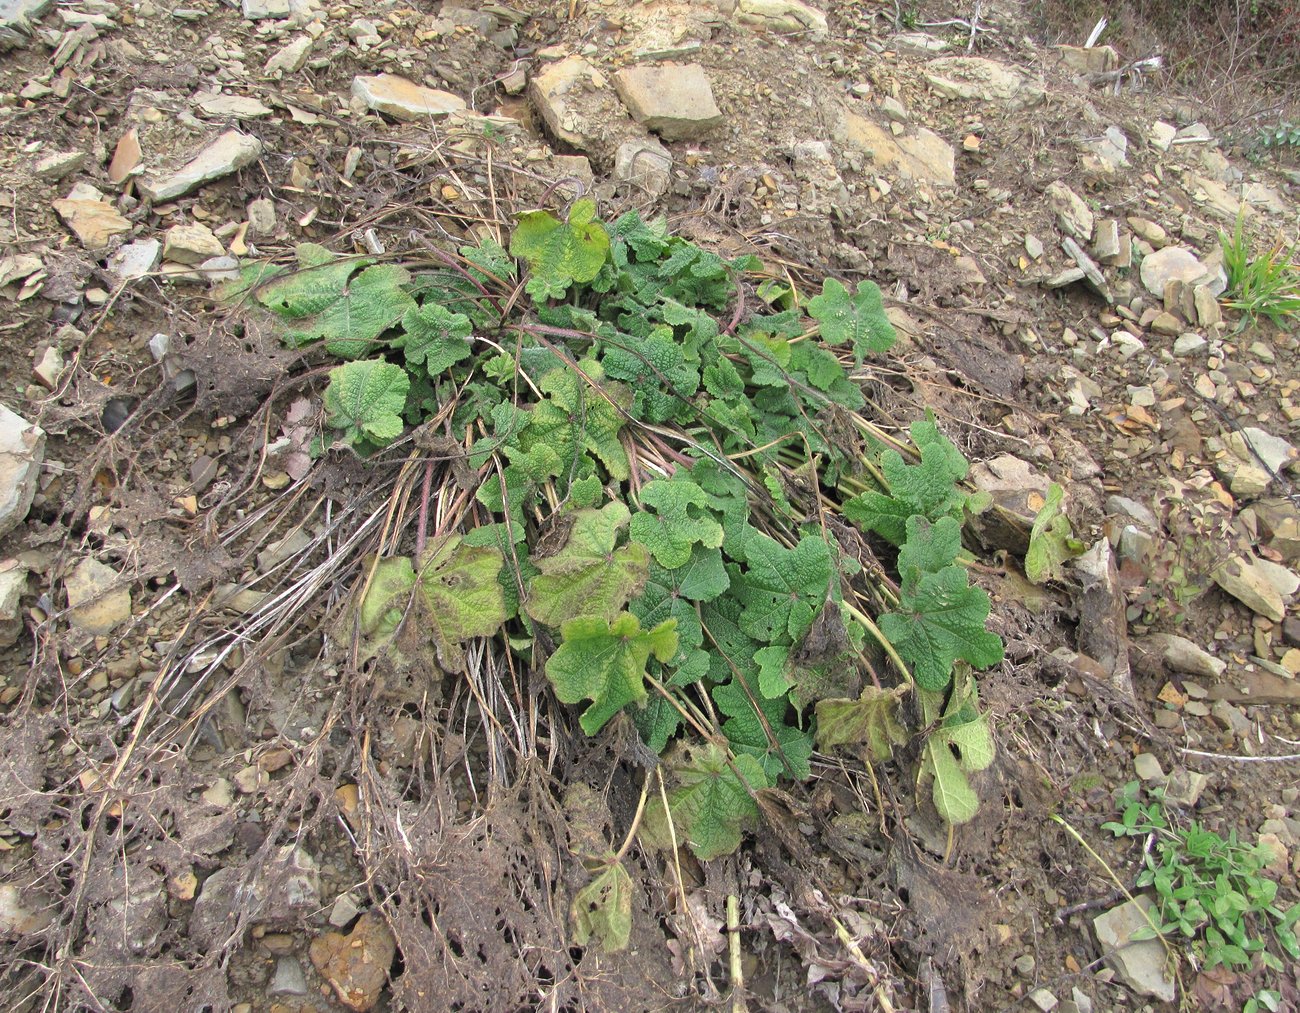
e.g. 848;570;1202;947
510;198;610;302
525;502;650;628
357;537;507;673
571;861;633;952
658;742;767;861
545;612;678;734
1025;482;1084;585
814;685;910;761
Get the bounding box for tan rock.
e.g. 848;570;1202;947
736;0;828;39
66;557;132;634
1213;554;1285;622
351;74;465;121
833;108;955;186
309;914;396;1011
52;198;130;250
163;223;224;264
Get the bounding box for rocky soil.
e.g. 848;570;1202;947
0;0;1299;1009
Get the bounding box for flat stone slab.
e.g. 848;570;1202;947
1093;896;1175;1002
139;130;263;202
351;74;465;121
0;405;43;540
833;108;955;186
1140;246;1206;298
613;63;723;141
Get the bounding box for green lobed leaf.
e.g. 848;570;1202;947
878;566;1004;692
255;246;416;358
807;277;896;364
843;422;970;545
713;679;812;780
358;556;418;640
600;326;700;424
525;502;650;628
730;530;835;643
322;360;410;448
629;476;725;569
545;612;678;735
510;198;611;302
814;685;910;761
571;861;633;952
1025;482;1084;585
514;366;631;483
896;515;963;595
662;743;767;860
399;302;473;375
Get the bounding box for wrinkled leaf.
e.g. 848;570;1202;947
807;277;896;364
731;530;835;643
356;537;506;672
879;566;1004;693
713;679;812;780
400;302;473;375
322;360;410;448
545;612;678;734
660;742;767;860
630;476;724;569
843;420;970;546
514;366;631;482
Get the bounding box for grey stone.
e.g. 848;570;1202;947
247;197;276;235
613;63;723;141
1045;181;1093;241
352;74;465;121
1092;219;1120;261
1140;246;1205;298
108;239;161;281
1145;633;1225;679
1093;896;1175;1002
269;956;308;996
613;137;672;196
1024;234;1044;260
1133;753;1165;782
139;130;263;203
735;0;828;39
0;0;52;45
1062;236;1110;300
241;0;288;19
924;57;1044;107
879;96;907;122
890;32;948;55
1163;769;1209;808
1172;333;1206;357
194;93;272;119
264;35;312;76
1105;495;1158;531
1211;698;1253;738
33;150;87;180
191;847;319;949
0;405;43;540
1148;120;1177;151
328;892;361;928
1193;285;1221;327
792;139;849;214
1029;988;1059;1012
528;56;611;153
66;557;132;634
1233;427;1297;476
